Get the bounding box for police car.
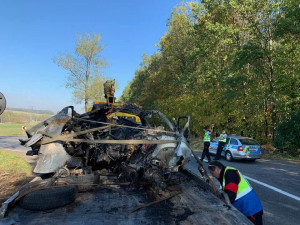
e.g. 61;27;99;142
209;135;261;161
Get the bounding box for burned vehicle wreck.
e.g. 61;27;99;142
1;82;252;224
23;102;192;190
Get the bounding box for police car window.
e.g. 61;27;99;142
230;139;238;145
225;138;230;144
239;139;259;145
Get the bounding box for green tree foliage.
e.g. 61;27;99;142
54;33;108;112
274;113;300;156
122;0;300;153
273;0;300;119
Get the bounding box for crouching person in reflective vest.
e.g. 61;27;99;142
208;161;263;225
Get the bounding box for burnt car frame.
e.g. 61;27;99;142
21;101;192;190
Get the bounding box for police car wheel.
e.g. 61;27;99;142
225;151;233;162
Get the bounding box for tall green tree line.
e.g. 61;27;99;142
121;0;300;154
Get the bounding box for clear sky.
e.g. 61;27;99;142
0;0;182;113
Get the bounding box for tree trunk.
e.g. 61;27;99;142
85;60;91;112
264;99;268;139
268;55;276;141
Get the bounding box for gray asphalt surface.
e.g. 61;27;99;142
185;152;300;225
0;136;28;151
1;136;299;224
0;136;37;166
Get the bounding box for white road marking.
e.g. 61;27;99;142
268;167;299;176
244;175;300;201
288;172;299;175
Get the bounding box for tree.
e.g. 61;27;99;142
121;0;300;151
54;33;108;112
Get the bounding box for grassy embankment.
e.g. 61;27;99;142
0;150;33;204
0;123;34;136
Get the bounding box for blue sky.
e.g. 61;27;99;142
0;0;182;113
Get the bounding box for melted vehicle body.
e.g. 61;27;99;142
21;102;191;190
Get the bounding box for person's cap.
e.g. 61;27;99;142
208;160;224;169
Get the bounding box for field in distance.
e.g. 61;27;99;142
0;110;53;136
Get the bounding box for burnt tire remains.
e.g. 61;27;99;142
19;186;77;211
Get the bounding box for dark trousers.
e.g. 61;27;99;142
247;210;263;225
201;142;211;161
215;142;225;160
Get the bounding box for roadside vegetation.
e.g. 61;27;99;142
121;0;300;157
0;110;53;124
0;150;33;204
0;123;35;136
6;107;54;115
0;110;52;136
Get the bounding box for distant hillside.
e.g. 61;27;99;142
0;110;53;124
6;107;54;115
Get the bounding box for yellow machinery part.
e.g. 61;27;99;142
108;112;141;123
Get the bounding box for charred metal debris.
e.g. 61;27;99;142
0;81;196;217
0;83;249;224
20;101;192;193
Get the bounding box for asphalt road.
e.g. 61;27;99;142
1;136;299;225
0;136;37;166
0;136;28;151
185;152;300;225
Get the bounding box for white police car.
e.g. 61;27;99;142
209;135;261;161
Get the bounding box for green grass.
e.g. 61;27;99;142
0;150;32;175
0;150;33;203
262;153;300;161
0;123;37;136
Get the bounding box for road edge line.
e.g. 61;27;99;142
244;175;300;201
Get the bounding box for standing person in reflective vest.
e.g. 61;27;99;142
200;124;214;162
208;161;263;225
214;129;227;160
